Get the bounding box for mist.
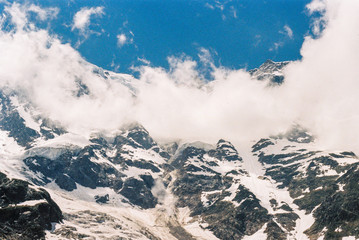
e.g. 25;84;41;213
0;0;359;152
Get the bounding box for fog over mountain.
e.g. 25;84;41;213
0;0;359;239
0;1;358;153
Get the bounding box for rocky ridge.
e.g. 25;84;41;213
0;172;62;240
249;59;289;85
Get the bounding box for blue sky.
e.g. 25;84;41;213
2;0;312;73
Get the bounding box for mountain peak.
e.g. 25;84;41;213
249;59;290;85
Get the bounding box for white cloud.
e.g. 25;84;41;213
269;42;283;52
117;34;127;47
0;8;288;147
4;3;58;31
253;34;262;47
0;0;359;154
205;1;237;21
305;0;339;36
280;0;359;151
204;3;215;10
137;57;151;65
198;48;215;68
28;4;59;21
117;32;134;48
272;25;293;51
306;0;327;14
72;6;104;35
4;3;27;30
283;25;293;39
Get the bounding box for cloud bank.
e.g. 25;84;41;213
0;0;359;153
282;0;359;151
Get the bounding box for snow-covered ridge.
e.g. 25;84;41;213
249;59;290;84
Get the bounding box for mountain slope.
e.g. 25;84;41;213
1;61;359;240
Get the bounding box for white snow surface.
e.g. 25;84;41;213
8;199;47;207
0;130;26;179
33;133;92;149
10;96;41;133
121;144;167;164
44;178;218;240
238;142;315;240
342;237;357;240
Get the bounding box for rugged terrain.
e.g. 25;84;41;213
0;61;358;240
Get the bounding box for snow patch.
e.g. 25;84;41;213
7;199;47;207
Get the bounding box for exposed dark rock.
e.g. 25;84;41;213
304;164;359;239
171;146;206;169
168;222;196;240
265;220;286;240
126;125;156;149
74;78;90;97
211;139;242;161
284;125;314;143
95;194;109;204
24;146;125;191
140;174;155;189
204;201;269;240
275;213;299;231
252;132;359;239
39;118;67;140
169;143;270;239
24;155;69;184
0;172;62;240
252;138;275;152
0;91;66;148
119;177;157;209
0;92;40;148
125;159;160;173
249;59;289;85
55;174;77;191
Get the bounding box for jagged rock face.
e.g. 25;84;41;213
253;128;359;239
169;140;270;239
114;124;171;160
249;59;289;85
0;92;40;148
119;176;157;208
0;91;66;148
305;163;359;239
209;139;242;162
23;125;167;209
0;172;62;240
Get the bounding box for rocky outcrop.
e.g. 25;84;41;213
0;172;62;240
23;124;168;210
249;59;289;85
253;132;359;239
0;91;66;148
169;140;269;239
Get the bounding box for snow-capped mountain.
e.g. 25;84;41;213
249;59;289;85
1;62;359;240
